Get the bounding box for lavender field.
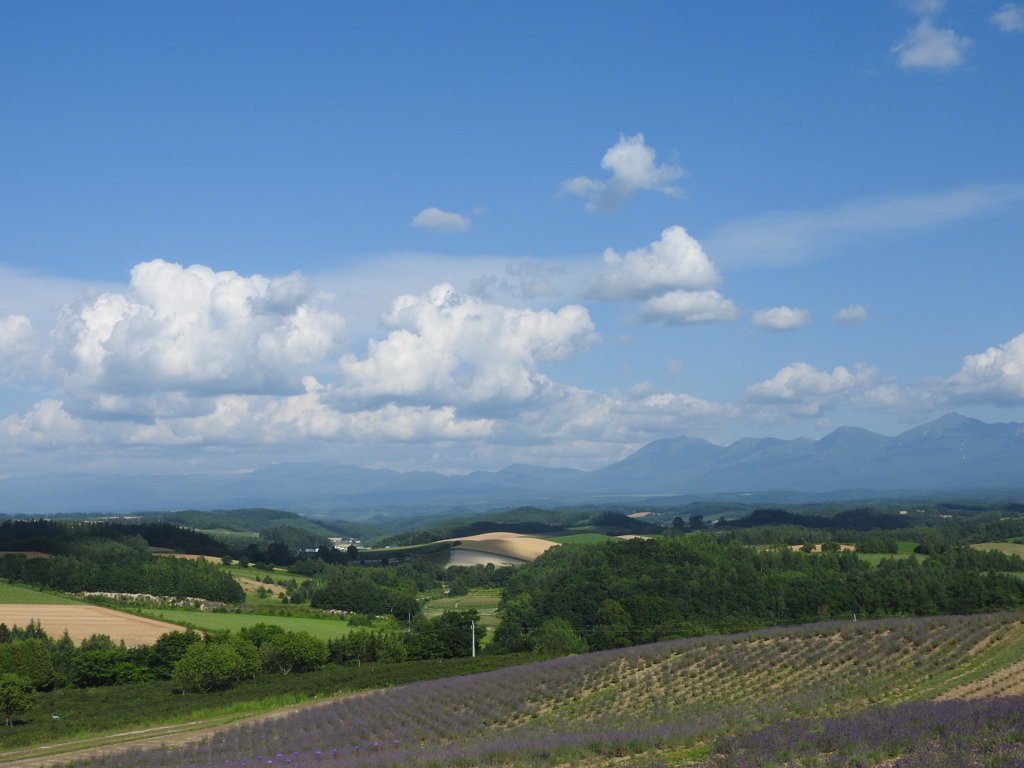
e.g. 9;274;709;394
64;613;1024;768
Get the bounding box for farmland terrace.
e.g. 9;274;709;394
10;611;1024;768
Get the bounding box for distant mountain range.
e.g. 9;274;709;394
1;413;1022;515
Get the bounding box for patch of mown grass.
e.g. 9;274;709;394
0;581;83;605
972;542;1024;557
858;552;917;567
138;608;387;639
0;653;540;751
423;588;502;642
221;564;315;582
544;533;612;544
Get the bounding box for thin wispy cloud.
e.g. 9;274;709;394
833;305;869;325
991;3;1024;32
708;184;1024;268
560;134;684;212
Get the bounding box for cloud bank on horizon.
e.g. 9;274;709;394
2;194;1023;473
0;2;1021;475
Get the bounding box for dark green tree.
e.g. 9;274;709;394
531;618;587;656
148;630;202;679
262;632;329;674
172;642;249;693
590;599;632;651
0;674;34;726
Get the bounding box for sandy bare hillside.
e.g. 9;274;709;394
446;535;559;562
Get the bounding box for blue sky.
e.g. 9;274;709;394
0;1;1022;475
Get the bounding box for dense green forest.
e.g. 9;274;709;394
716;509;1024;551
306;558;515;616
492;534;1024;652
0;518;229;557
0;520;243;602
0;549;244;603
0;609;490;702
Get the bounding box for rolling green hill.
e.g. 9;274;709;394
44;612;1024;768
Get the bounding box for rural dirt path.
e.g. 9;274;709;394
0;691;371;768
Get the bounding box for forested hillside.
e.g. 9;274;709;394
0;520;243;602
494;534;1024;651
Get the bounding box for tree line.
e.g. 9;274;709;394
491;534;1024;653
0;543;244;603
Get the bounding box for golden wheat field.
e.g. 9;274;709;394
971;542;1024;557
445;532;560;561
0;604;183;645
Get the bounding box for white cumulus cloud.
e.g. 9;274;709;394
751;306;812;331
744;362;877;421
833;304;868;324
934;332;1024;404
992;3;1024;31
560;134;684;212
638;290;739;325
0;314;38;381
589;226;720;300
52;260;345;416
335;284;598;406
893;0;972;70
411;207;471;232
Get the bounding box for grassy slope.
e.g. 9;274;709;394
0;582;82;605
24;612;1024;768
137;608;385;640
544;533;612;544
858;552;917;566
0;655;538;754
422;588;501;640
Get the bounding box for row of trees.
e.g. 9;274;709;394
0;609;488;707
327;611;483;664
303;558;515;616
492;535;1024;652
0;518;229;557
713;510;1024;551
0;546;244;603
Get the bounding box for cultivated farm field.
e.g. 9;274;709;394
546;533;612;544
444;532;559;562
50;612;1024;768
139;608;384;640
422;588;501;637
0;604;182;645
971;541;1024;557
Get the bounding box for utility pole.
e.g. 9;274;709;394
471;620;476;657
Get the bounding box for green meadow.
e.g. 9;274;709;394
0;581;82;605
544;533;612;544
139;608;390;640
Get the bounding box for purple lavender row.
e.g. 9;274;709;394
51;613;1020;768
701;695;1024;767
